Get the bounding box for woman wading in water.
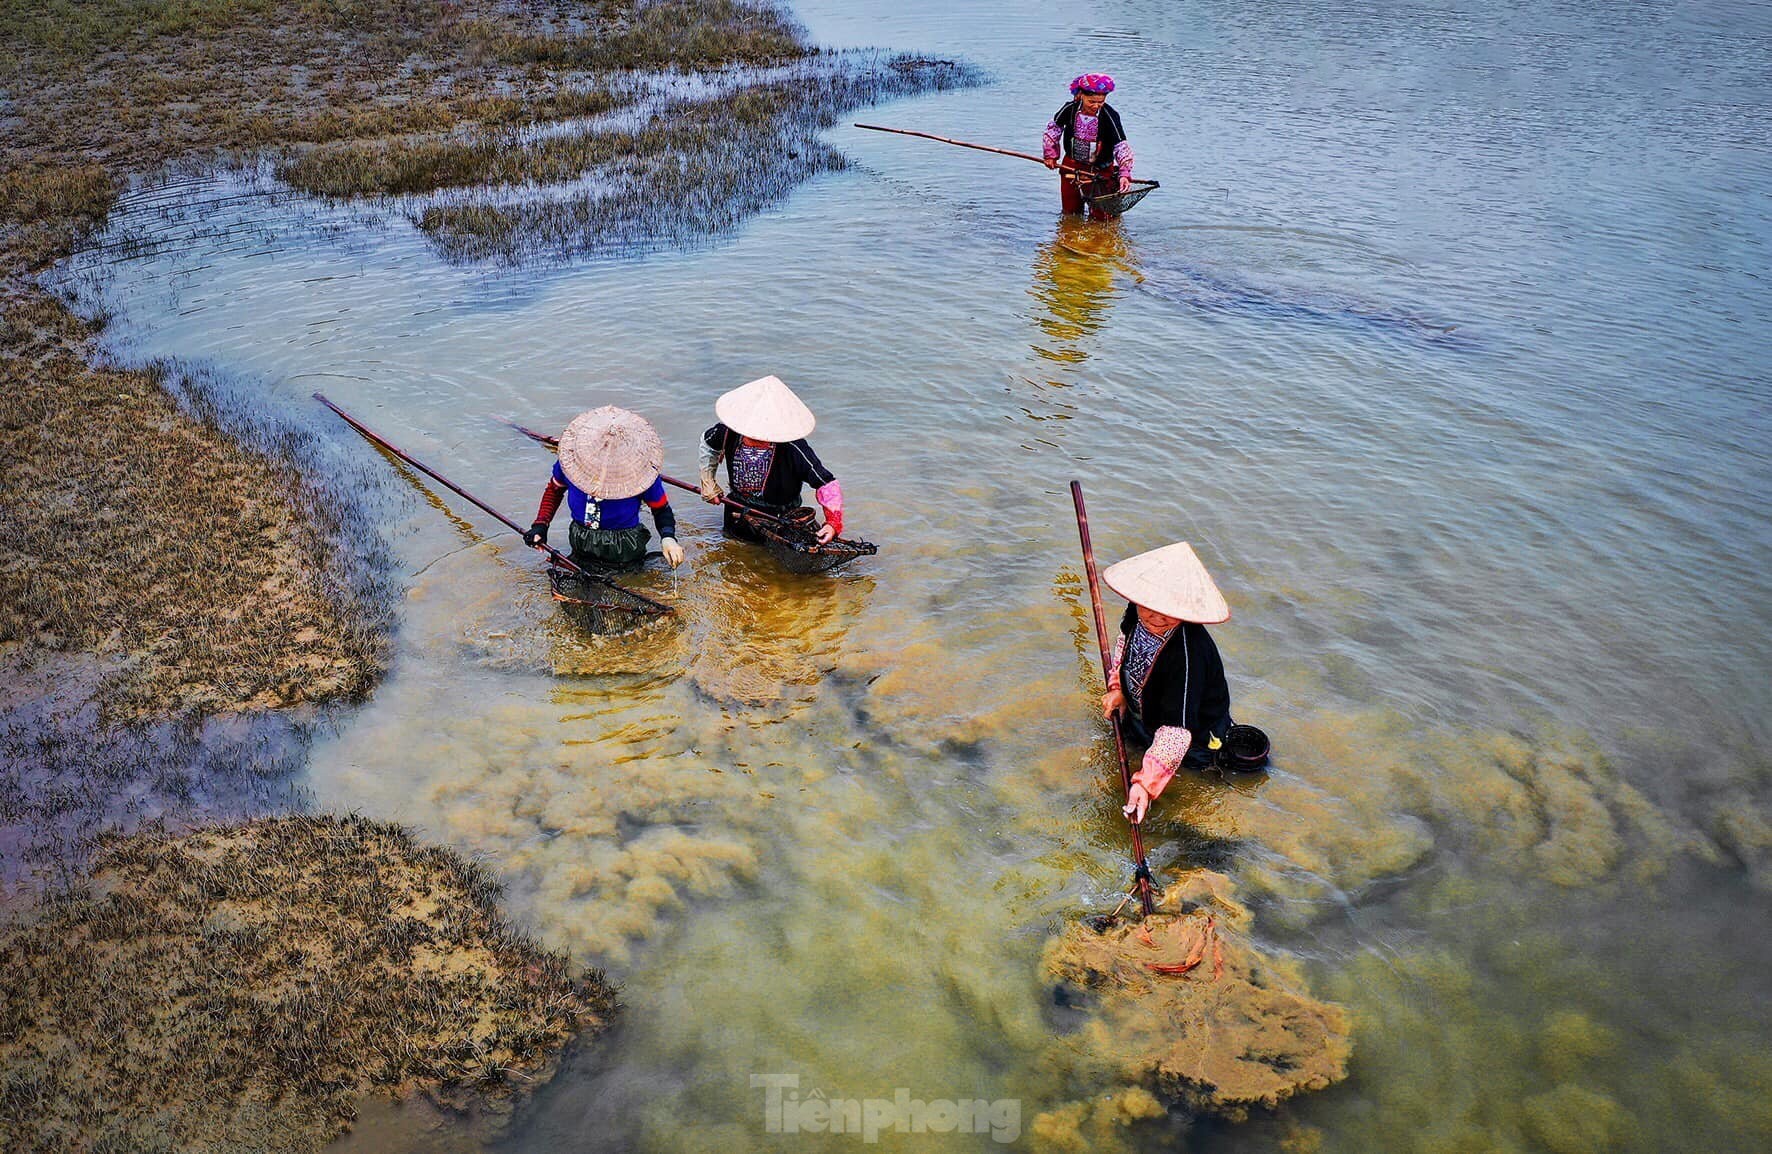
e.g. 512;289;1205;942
1042;73;1135;217
1099;541;1236;823
525;406;685;569
698;374;846;545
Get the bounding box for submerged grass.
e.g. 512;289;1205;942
0;815;619;1154
0;704;310;890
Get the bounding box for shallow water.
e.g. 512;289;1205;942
51;0;1772;1150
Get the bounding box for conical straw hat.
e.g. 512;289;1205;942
714;374;815;442
1101;541;1230;624
556;406;664;500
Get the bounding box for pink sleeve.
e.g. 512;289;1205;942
1113;140;1133;177
815;479;843;535
1108;633;1125;689
1132;726;1190;800
1043;121;1063;161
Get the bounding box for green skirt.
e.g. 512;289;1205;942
569;522;650;568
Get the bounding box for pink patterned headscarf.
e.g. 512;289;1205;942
1070;73;1115;95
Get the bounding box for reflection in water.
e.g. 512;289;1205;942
543;535;879;707
680;540;876;709
1027;216;1142;365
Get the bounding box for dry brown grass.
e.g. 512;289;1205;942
0;1;810;175
0;167;120;269
0;815;618;1153
478;0;807;69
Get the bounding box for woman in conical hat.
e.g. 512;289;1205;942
1099;541;1235;823
1041;73;1134;218
697;374;846;546
523;406;684;569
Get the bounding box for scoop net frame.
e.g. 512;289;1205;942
732;502;879;574
853;125;1162;216
1083;179;1160;216
548;564;670;635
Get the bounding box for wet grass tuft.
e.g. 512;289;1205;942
280;94;629;197
415;55;984;262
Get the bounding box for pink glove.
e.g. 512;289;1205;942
1126;727;1192;821
815;479;843;541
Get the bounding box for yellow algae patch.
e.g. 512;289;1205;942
1042;878;1351;1120
1520;1084;1632;1154
0;816;615;1154
306;657;774;965
1709;797;1772;890
1157;712;1696;921
1164;867;1252;925
1305;932;1772;1154
1029;1086;1167;1153
1538;1010;1619;1082
838;605;1083;766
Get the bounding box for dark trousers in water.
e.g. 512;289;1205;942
1119;712;1228;771
1060;162;1120;218
722;500;803;544
569;522;650;569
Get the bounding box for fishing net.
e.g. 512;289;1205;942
1046;882;1351;1116
548;565;668;635
1085;179;1160;216
739;505;879;574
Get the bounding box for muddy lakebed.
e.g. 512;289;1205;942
34;0;1772;1150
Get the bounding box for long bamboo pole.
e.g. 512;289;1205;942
853;122;1050;165
853;123;1161;206
1070;480;1157;916
496;418;807;534
316;394;672;616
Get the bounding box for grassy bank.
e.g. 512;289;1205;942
0;815;618;1154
